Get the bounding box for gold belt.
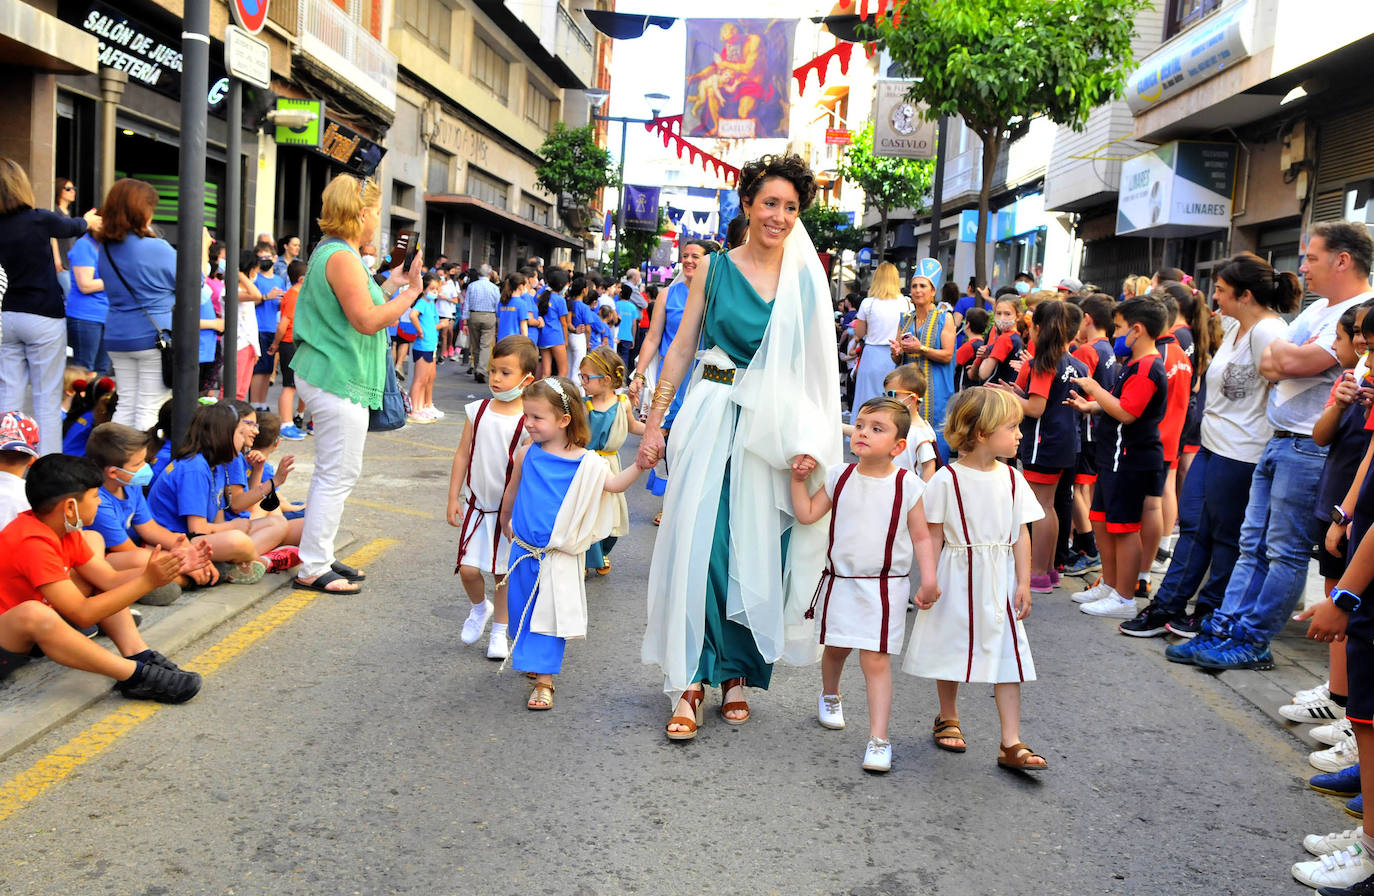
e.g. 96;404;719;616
702;364;735;385
595;449;617;456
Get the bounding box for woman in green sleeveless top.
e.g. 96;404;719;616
291;174;424;595
639;155;843;740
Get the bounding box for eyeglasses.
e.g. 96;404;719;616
579;373;607;382
239;420;260;430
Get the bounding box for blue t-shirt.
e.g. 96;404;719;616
147;454;227;533
199;280;218;363
591;317;613;349
497;297;532;341
92;483;152;549
62;413;94;457
572;300;597;331
65;235;109;323
150;440;173;482
101;235;176;352
615;299;638;343
413;296;439;352
537;293;569;348
253;271;287;332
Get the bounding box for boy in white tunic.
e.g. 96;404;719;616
792;397;939;772
446;336;537;660
903;387;1049;771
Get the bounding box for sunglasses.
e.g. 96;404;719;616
883;389;915;399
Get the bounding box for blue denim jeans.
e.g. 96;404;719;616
1205;435;1328;645
1154;448;1258;618
67;317;110;374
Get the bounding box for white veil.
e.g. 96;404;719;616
642;220;842;693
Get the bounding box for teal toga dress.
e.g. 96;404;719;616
692;253;781;689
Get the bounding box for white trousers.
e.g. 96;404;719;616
109;349;170;430
567;333;588;390
0;311;66;455
296;374;369;579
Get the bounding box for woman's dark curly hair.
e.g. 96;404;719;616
737;154;818;211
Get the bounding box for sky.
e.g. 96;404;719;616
604;1;826;186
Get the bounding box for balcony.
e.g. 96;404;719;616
554;5;595;88
295;0;398;116
473;0;596;89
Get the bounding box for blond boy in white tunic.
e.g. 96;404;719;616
791;397;939;773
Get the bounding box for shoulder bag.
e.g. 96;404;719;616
102;241;174;388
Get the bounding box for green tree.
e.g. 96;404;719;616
871;0;1148;285
602;208;669;277
535;122;615;230
802;202;867;290
836;122;933;260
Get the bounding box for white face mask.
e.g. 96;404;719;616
360;254;376;269
64;498;83;534
491;374;532;402
995;318;1015;333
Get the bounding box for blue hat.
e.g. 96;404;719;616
913;257;943;289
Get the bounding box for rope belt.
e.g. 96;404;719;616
804;570;910;619
701;364;735;385
497;532;559;674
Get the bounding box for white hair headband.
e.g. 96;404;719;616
544;377;570;414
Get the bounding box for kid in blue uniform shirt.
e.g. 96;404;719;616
497;273;533;341
65;233;110;374
408;278;442;421
250;250;288;406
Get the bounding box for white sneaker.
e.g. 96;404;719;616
1279;690;1346;723
1295;681;1332;705
1311;730;1360;773
1305;827;1364;857
1314;721;1357;746
460;599;492;645
1292;843;1372;888
427;406;445;419
486;632;509;660
818;693;845;730
1080;591;1138;618
1071;579;1108;603
862;737;892;772
406;411;435;425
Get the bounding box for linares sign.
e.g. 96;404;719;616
873;80;936;160
1126;0;1253;115
1117;141;1237;238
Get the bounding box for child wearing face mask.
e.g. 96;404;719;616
407;273;442;423
975;297;1025;385
447;335;539;660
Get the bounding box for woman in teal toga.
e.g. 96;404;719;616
638;155;843;741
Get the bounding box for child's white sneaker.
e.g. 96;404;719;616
818;693;845;730
1080;590;1137;618
461;599;492;645
1292;842;1373;888
862;737;892;772
486;631;509;660
1071;578;1108;603
1304;827;1364;857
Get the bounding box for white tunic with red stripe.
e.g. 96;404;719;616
814;463;924;654
455;399;525;575
902;462;1043;683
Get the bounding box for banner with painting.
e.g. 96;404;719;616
624;185;661;232
683;18;794;139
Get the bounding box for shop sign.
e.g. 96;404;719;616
79;1;183;95
1126;0;1254;115
825;128;852;146
992;192;1044;242
873;80;936;160
959;210;979;243
1117;140;1238;237
274;98;324;147
317;120;387;177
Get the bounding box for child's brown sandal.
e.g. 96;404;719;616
526;682;555;710
997;741;1048;771
932;715;967;752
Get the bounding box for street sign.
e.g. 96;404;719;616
225;25;271;89
825;128;852;146
274;97;323;147
230;0;268;34
857;247;873;266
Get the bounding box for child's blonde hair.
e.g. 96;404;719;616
944;386;1023;454
523;376;590;447
64;365;90;394
884;363;927;399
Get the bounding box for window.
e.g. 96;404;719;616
521;192;551;227
467;166;508;209
392;179;416;209
471;36;510;100
1165;0;1224;38
428;151;451;195
396;0;451;55
525;81;555;132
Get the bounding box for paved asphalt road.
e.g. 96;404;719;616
0;362;1351;895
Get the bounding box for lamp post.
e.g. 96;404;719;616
587;89;669;280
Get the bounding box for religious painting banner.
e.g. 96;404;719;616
684;18;794;139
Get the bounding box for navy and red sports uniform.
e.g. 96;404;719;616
954;337;984;392
1016;353;1088;481
1071;338;1116;484
985;330;1023;385
1156;332;1194;476
1341;457;1374;725
1090;352;1168;534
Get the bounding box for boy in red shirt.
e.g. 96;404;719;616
1140;295;1194;598
0;454;203;702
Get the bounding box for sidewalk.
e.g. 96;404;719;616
0;531;355;762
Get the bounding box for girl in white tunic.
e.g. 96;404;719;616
445;335;536;660
792;397;938;772
903;387;1049;771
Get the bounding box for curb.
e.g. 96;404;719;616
0;531;357;762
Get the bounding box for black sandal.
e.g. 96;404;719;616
331;561;366;582
294;570;362;594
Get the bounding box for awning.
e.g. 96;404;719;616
424;193;584;250
0;1;98;74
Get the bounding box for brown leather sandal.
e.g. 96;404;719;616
997;741;1048;771
527;682;555;711
720;677;750;725
666;686;706;741
932;715;967;753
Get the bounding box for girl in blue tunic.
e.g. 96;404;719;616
580;347;646;574
499;376;645;710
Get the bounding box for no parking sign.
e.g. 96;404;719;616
230;0;268;35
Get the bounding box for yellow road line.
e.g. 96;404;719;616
1160;660;1306;762
347;497;441;520
0;538;396;826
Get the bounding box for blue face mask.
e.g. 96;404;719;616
216;258;226;275
1113;334;1130;356
1014;281;1031;295
119;464;153;489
